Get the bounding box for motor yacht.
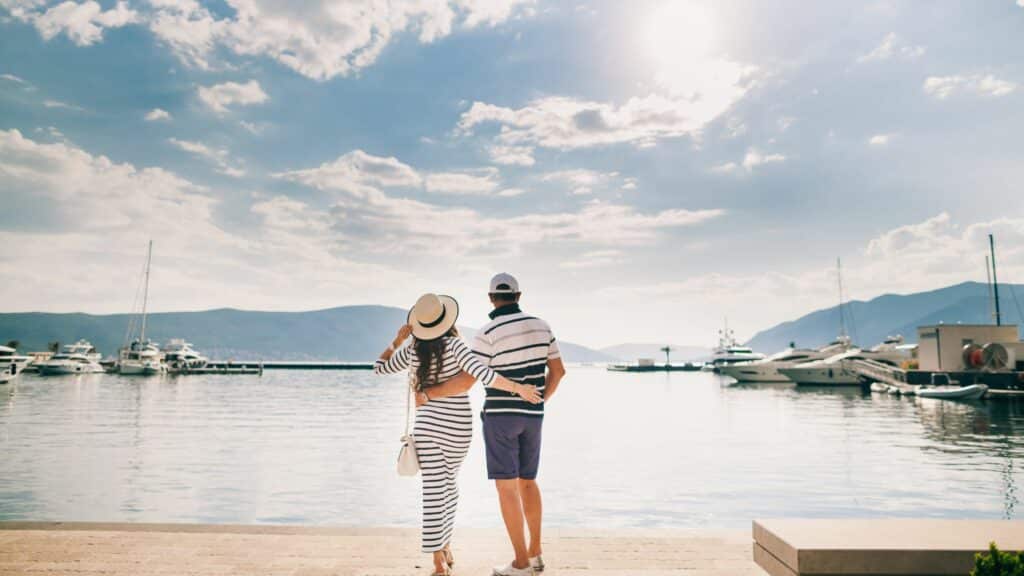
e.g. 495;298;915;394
0;345;32;384
718;337;853;383
37;340;104;375
777;336;912;386
163;339;208;371
705;323;765;371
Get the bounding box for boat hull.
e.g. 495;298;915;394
718;365;792;383
38;363;104;375
119;361;165;376
777;366;861;386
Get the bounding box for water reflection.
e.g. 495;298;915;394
1;368;1022;529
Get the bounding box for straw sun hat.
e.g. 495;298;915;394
408;293;459;341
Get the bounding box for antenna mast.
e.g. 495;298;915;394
837;257;847;338
990;234;1002;326
140;240;153;342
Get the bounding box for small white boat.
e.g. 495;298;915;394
38;340;104;375
0;345;32;384
870;382;888;393
163;339;208;372
917;384;988;400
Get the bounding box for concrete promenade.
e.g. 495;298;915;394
0;522;761;575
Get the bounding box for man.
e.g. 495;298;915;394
418;273;566;576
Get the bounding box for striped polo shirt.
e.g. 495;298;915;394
473;304;560;417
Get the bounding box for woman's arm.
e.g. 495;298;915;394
373;324;413;375
447;338;542;403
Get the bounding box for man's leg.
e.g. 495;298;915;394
519;478;542;557
518;416;544;559
496;479;530;568
484;415;530;570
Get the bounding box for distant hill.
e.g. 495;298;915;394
0;306;614;363
599;343;709;362
746;281;1024;353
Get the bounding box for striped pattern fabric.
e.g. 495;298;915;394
473;305;560;417
373;336;498;552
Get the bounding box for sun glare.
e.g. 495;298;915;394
642;1;716;68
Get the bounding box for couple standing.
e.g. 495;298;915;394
374;273;566;576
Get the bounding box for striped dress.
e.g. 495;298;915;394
374;337;497;552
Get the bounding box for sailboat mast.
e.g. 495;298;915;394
836;257;847;338
140;240;152;342
990;234;1002;326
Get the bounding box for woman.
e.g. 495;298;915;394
375;293;541;576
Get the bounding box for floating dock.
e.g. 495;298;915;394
845;358;1024;397
607;363;704;373
166;361;375;376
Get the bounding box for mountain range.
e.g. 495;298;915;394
745;281;1024;353
0;306;615;362
2;281;1021;362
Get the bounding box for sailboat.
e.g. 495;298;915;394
118;241;165;376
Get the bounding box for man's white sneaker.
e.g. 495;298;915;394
530;555;545;572
492;562;534;576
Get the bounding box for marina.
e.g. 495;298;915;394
3;367;1022;529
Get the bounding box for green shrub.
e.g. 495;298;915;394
972;542;1024;576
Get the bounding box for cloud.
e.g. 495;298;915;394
276;149;511;197
42;98;85;111
857;32;925;63
713;148;786;173
239;120;266;135
25;1;138;46
923;74;1017;99
145;108;171;121
424;168;501;195
197;80;268;114
167;137;245;177
541;169;619;195
621;177;638;191
867;132;897;146
0;73;32;87
457;84;754;151
456;54;758;152
561;249;623;270
274;149;423;197
487;144;535;166
0;128;413;313
144;0;536;81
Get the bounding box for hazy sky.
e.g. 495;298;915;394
1;0;1023;349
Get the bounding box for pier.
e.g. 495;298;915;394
0;522;759;575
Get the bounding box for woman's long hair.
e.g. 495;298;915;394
414;327;458;390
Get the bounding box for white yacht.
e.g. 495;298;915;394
718;337;853;383
163;339;208;371
705;323;765;371
0;345;32;384
37;340;104;375
778;336;913;386
118;241;166;376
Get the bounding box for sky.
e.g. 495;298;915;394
1;0;1023;350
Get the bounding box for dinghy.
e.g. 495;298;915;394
917;384;988;400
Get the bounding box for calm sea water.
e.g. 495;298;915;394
1;367;1022;529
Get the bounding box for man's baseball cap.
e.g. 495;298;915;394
489;272;520;294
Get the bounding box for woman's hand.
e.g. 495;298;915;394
393;324;413;348
515;384;543;404
415;390;430;407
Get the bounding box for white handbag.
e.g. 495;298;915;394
397;381;420;476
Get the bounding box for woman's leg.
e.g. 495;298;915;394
419;439;450;556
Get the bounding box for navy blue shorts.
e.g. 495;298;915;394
482;413;543;480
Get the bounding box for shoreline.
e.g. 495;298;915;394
0;522;760;575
